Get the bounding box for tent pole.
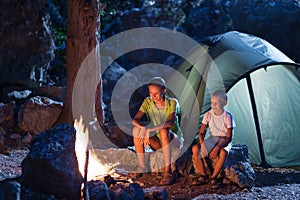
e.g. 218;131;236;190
246;75;271;168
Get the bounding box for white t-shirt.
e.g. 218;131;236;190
202;110;235;137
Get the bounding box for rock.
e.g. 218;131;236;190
2;181;21;200
104;122;133;148
7;90;32;99
34;86;65;102
10;134;21;140
87;180;116;200
193;144;255;188
92;148;139;172
230;0;300;63
0;136;4;147
20;124;83;200
17;96;63;134
185;0;232;41
0;0;55;87
22;133;33;145
143;186;168;200
0;101;15;124
149;146;182;173
110;183;144;200
223;144;256;188
0;126;6;136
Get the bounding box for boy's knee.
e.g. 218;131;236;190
219;148;228;158
192;144;199;154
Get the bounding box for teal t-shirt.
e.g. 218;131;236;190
139;97;182;139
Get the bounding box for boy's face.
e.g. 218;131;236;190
211;95;226;114
149;85;165;103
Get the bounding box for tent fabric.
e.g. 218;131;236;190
176;31;300;167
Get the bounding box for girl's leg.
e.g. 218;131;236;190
133;126;146;170
149;135;162;151
160;128;172;173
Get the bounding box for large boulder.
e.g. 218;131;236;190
223;144;256;188
0;101;15;124
20;124;83;200
230;0;300;63
193;144;255;188
185;0;300;62
0;0;55;87
17;96;62;134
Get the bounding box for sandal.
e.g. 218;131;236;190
159;173;174;186
190;174;209;186
210;177;219;189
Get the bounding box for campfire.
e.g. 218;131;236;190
74;116;109;181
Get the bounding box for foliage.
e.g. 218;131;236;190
100;0;143;30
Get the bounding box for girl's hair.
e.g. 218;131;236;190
148;77;166;89
211;90;228;103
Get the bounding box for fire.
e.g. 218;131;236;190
74;116;108;180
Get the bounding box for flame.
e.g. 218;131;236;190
74;116;108;180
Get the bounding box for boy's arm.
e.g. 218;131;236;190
217;127;233;148
198;124;207;144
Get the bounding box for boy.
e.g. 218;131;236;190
192;90;235;188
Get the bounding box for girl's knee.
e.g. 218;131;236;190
159;129;170;139
132;126;140;137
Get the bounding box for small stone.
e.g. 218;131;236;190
10;134;21;139
0;126;6;136
22;133;33;145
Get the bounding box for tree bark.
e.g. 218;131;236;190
57;0;103;125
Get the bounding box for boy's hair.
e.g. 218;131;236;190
148;77;166;89
211;90;228;103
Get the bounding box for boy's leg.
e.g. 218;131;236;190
192;143;206;176
210;148;228;179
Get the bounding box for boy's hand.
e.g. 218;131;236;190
209;145;220;160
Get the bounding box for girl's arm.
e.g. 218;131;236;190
147;112;176;132
132;110;145;128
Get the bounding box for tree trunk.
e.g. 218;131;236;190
57;0;103;126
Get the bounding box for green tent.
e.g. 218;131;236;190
175;31;300;167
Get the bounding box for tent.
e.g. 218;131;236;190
174;31;300;167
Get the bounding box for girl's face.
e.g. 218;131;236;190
148;85;166;103
211;95;226;115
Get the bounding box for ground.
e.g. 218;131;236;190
1;149;300;199
133;165;300;199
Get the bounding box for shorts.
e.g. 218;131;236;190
200;136;232;157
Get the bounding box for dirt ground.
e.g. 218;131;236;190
1;149;300;199
133;165;300;200
1;122;300;199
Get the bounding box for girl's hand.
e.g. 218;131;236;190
143;129;151;147
138;126;146;145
